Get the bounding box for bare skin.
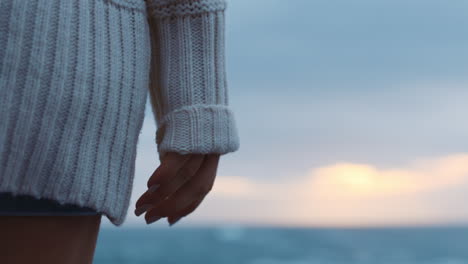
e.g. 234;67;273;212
0;215;102;264
0;152;219;263
135;152;221;225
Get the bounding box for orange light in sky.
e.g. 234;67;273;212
206;154;468;227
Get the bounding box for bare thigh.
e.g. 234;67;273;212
0;215;102;264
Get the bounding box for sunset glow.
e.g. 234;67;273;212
206;154;468;227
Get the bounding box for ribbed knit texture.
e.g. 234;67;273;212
0;0;239;226
146;0;239;162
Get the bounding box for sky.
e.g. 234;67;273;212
103;0;468;227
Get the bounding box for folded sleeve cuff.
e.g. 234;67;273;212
146;0;240;161
156;105;240;162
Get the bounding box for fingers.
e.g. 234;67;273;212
167;196;205;226
144;154;220;225
147;152;191;188
134;152;192;211
135;153;205;216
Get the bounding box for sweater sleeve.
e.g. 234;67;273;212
145;0;240;162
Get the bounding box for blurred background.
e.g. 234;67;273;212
95;0;468;263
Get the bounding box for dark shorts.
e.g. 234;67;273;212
0;192;101;216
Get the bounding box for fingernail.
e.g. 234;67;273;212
135;204;152;216
148;184;160;193
169;216;182;226
146;215;162;224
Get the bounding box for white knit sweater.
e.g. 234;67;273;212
0;0;239;226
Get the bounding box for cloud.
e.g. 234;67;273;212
207;153;468;227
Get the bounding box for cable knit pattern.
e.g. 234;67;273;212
0;0;239;226
146;0;239;162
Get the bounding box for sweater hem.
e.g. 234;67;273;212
0;186;125;226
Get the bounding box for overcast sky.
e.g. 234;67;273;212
103;0;468;227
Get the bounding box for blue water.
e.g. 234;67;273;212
94;226;468;264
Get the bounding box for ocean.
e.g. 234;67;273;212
93;226;468;264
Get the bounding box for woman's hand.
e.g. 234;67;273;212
134;152;220;226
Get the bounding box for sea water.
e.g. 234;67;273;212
94;226;468;264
